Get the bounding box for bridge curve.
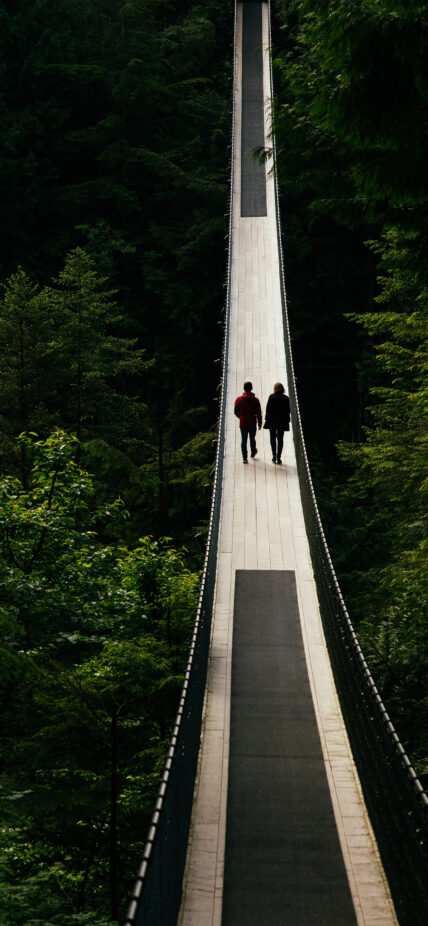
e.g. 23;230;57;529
125;3;428;925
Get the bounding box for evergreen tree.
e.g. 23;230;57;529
48;248;149;449
0;250;152;523
0;270;52;484
0;431;199;922
271;0;428;777
337;228;428;775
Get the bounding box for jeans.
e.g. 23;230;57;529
269;427;284;461
240;426;257;460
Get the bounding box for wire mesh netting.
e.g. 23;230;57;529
125;2;428;923
268;8;428;921
123;6;237;923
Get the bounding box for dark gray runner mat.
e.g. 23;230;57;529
222;570;358;925
241;2;267;217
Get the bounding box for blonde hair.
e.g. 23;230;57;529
273;382;284;394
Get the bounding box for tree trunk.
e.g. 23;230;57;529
158;424;167;534
75;295;82;462
19;320;28;488
109;712;119;921
76;830;100;913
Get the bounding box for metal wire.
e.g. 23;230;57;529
123;4;237;924
267;5;428;924
125;3;428;923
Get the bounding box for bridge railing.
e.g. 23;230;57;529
267;6;428;925
123;6;237;925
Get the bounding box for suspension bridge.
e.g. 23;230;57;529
125;3;428;924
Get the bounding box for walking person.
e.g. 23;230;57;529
264;382;290;464
234;381;262;463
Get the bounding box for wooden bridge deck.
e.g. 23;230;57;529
178;4;397;924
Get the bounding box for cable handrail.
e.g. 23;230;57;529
124;2;428;922
123;4;238;924
267;4;428;924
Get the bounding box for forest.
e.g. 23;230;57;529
0;1;426;924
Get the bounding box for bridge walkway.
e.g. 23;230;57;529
178;4;397;924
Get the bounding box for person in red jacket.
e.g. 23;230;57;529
234;381;262;463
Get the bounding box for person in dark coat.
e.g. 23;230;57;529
234;380;262;463
264;382;290;464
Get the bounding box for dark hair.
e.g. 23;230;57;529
273;382;284;394
244;381;252;392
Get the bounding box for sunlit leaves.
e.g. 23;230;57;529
0;430;199;921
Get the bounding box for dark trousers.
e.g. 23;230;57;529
269;427;284;461
240;426;256;460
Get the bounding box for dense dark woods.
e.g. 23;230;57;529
0;1;233;922
0;0;427;923
0;0;232;546
272;0;427;781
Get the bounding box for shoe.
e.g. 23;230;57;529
277;459;282;465
272;456;276;463
251;448;258;458
243;459;248;464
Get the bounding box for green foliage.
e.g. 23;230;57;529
48;248;149;444
0;249;151;487
336;229;428;771
272;2;428;777
274;0;428;217
0;270;53;480
0;246;218;547
0;867;117;925
0;431;199;922
0;0;231;390
0;0;230;546
0;0;231;920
